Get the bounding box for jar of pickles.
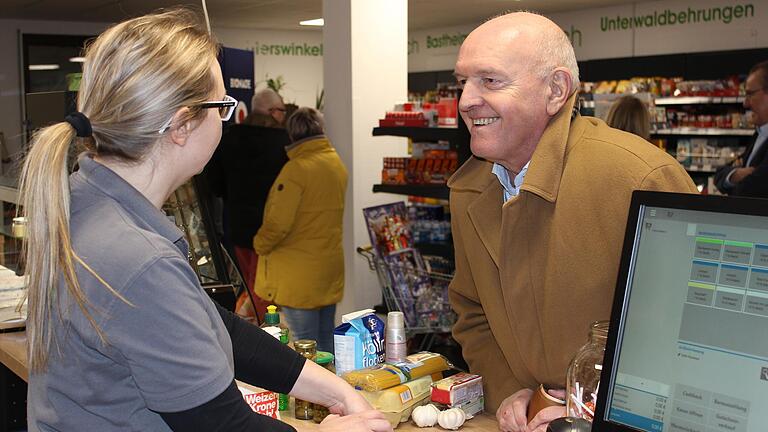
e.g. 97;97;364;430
312;351;335;423
294;340;317;420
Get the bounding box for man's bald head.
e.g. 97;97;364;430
454;12;579;172
251;88;286;124
471;12;579;91
251;88;285;116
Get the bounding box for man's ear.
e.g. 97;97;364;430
168;107;193;146
546;68;573;116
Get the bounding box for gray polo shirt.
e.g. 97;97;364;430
28;155;234;431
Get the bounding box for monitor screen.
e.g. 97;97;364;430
595;192;768;432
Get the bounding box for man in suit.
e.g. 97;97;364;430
448;12;698;432
715;61;768;197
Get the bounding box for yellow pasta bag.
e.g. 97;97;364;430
342;352;451;392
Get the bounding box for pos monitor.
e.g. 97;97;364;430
593;191;768;432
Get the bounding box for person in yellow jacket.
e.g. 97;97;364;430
253;107;348;352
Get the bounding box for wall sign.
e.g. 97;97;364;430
406;0;766;71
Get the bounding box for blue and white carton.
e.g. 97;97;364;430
333;309;386;376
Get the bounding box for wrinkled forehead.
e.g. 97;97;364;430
455;26;533;75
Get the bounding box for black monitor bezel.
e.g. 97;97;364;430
593;191;768;432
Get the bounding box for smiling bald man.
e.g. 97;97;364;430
447;12;699;432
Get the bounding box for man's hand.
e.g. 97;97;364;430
497;388;568;432
731;167;756;183
527;405;567;432
497;388;534;432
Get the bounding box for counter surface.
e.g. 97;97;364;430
0;331;498;431
281;410;498;431
0;330;27;381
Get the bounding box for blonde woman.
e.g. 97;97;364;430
21;9;390;432
605;95;652;141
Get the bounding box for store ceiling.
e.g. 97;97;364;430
2;0;638;30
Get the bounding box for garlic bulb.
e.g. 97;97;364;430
437;407;466;430
411;403;440;427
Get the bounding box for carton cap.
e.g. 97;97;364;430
341;308;376;323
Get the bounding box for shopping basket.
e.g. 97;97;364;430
357;246;456;336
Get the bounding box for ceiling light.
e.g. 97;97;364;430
28;64;59;71
300;18;324;26
69;57;86;63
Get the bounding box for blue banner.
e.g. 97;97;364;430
218;47;254;124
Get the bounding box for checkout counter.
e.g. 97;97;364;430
0;331;498;431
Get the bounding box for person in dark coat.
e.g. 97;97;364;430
206;88;289;322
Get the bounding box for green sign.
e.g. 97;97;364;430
255;42;323;57
601;3;754;31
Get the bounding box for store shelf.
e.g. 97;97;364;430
652;128;754;136
414;242;453;258
684;166;718;174
372;184;449;200
372;126;459;142
654;96;745;105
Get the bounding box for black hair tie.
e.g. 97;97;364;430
64;112;93;138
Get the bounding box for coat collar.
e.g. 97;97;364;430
286;135;331;159
519;92;583;203
448;92;582;203
447;93;582;268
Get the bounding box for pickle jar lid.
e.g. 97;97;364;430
315;351;334;365
294;339;317;350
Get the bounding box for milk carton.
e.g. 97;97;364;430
334;309;386;376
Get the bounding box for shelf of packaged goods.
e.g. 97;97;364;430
654;96;745;105
652;128;754;136
372;184;449;200
372;126;459;142
684;166;719;174
414;241;454;258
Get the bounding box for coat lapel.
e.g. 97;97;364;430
467;182;503;268
449;157;503;268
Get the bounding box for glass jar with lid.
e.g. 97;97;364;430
566;320;609;422
294;339;317;420
312;351;335;423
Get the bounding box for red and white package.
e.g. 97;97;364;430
238;384;281;420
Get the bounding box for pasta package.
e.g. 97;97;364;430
342;352;452;392
360;374;437;428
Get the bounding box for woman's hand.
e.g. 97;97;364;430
318;411;393;432
326;387;375;416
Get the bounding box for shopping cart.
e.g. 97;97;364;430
357;246;456;350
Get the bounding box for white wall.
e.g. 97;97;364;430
213;27;323;108
324;0;410;319
0;19;107;160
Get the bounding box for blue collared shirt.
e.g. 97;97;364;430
492;161;530;203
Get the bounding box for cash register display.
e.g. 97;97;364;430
600;199;768;432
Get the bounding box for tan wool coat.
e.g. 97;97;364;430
448;95;699;412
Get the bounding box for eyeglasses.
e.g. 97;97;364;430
745;87;766;98
158;95;237;133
